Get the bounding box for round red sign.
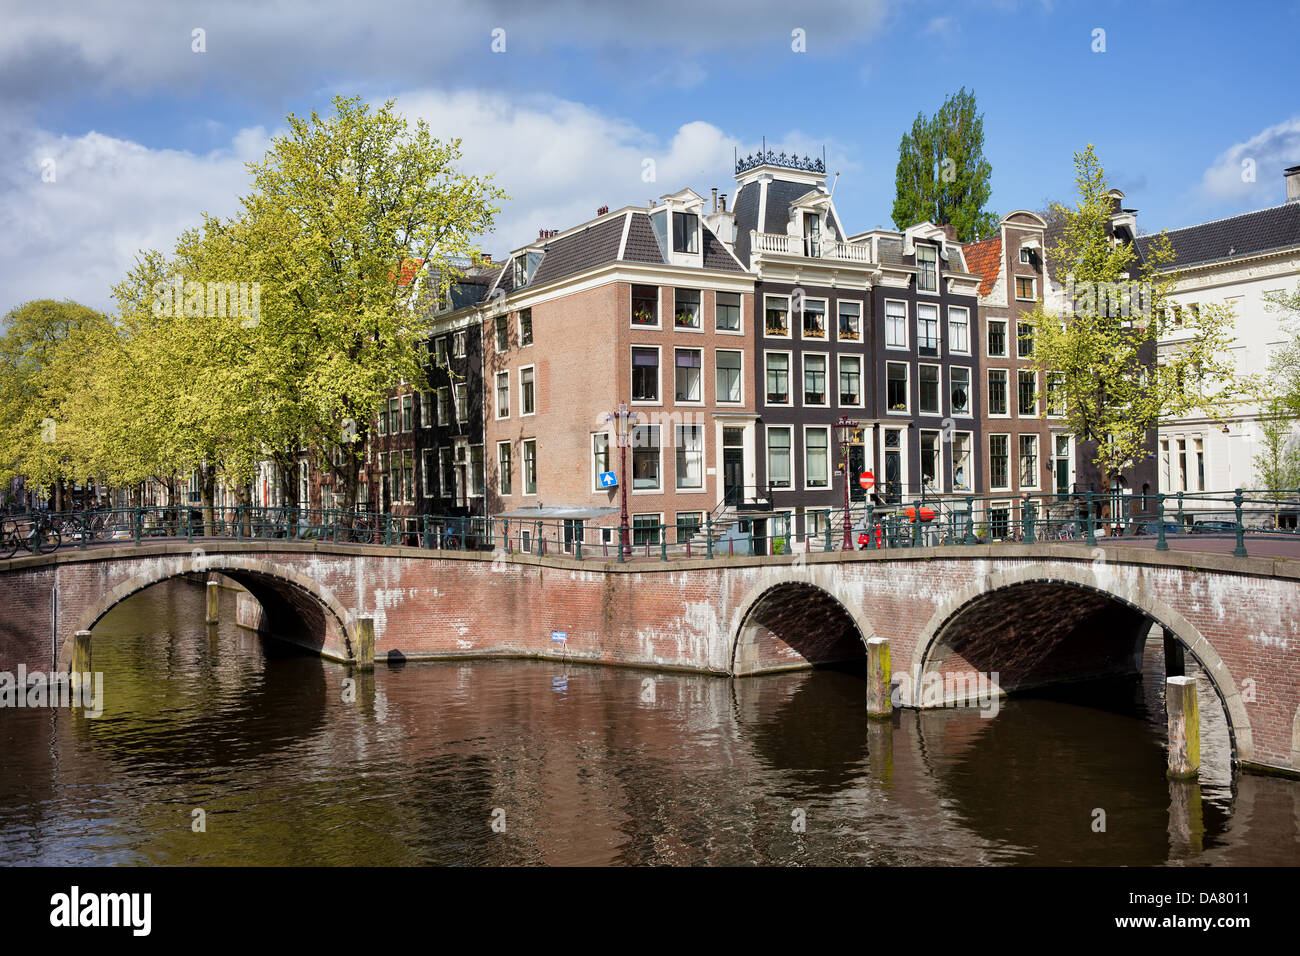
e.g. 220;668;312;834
859;470;874;490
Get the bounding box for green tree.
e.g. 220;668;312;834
1025;145;1246;513
1263;283;1300;418
891;88;998;241
0;299;114;509
1252;396;1300;525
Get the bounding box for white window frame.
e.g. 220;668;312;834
836;299;863;343
495;371;510;420
673;288;703;332
518;308;534;347
455;382;469;424
802;351;830;408
916;301;941;357
630;423;663;494
801;296;829;342
838;353;864;408
949;365;972;418
986;317;1008;358
497;441;512;496
951;430;973;492
766;425;794;492
1018;433;1041;490
673;347;705;405
631;284;661;330
519;364;536;417
714;290;743;335
885;360;910;415
919;428;944;492
715;348;744;406
803;425;831;491
764;349;793;407
884;298;908;350
989;433;1012;491
1015;276;1037;302
918;362;942;416
1017;368;1038;418
631;345;663;406
591;431;612;493
916;242;940;294
522;439;537;496
674;423;706;493
987;368;1010;418
763;294;792;339
948;305;970;355
422;448;434;497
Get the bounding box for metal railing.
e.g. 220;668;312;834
2;489;1297;564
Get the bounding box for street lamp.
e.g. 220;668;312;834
606;403;639;560
832;415;860;550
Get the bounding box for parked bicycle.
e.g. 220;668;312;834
0;514;62;558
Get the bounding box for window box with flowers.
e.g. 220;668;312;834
674;289;701;329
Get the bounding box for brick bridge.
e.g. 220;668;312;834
1;540;1297;775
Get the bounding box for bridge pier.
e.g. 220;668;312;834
71;629;91;676
206;580;220;624
354;618;375;672
1166;676;1200;779
866;637;892;719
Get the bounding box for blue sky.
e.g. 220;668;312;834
3;0;1299;314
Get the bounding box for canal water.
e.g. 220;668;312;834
1;579;1297;866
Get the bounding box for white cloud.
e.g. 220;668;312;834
0;90;861;314
1196;116;1300;206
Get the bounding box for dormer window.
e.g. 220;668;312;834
512;256;527;287
803;213;821;257
672;212;699;254
917;244;939;292
1020;247;1033;265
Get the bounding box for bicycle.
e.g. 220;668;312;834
1;518;19;559
25;515;62;554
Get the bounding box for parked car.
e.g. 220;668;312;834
1191;520;1237;534
1131;521;1185;537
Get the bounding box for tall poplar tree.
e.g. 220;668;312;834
891;88;997;241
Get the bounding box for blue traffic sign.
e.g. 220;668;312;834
598;471;618;488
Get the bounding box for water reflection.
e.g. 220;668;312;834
0;579;1296;866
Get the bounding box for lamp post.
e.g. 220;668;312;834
833;415;860;550
606;403;639;561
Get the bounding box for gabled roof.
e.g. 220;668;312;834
962;236;1002;297
1136;202;1300;270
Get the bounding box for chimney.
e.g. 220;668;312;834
711;187;718;213
1286;165;1300;203
597;205;609;216
719;193;727;212
938;223;957;241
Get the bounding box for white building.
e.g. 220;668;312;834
1141;165;1300;521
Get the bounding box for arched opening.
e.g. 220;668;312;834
65;561;352;669
732;582;867;676
913;578;1243;768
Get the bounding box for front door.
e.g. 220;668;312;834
751;517;767;557
724;447;744;506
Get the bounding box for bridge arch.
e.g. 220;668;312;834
905;561;1254;764
729;572;877;676
62;554;356;668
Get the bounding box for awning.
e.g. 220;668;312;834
495;506;621;520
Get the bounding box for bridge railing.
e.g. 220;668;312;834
7;488;1299;563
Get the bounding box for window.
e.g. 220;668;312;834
987;319;1007;357
388;451;402;504
885;300;907;348
388;397;400;434
1019;435;1039;488
632;514;661;547
1195;437;1205;491
519;308;533;346
674;349;702;402
990;435;1010;490
988;369;1008;416
919;364;940;415
887;362;908;412
672;211;699;253
402;394;413;432
802;299;827;339
523;440;537;495
1053;435;1071;498
435;336;448;365
1020;247;1032;264
403;450;415;503
470;445;484;496
804;354;827;405
497;442;512;495
563;519;584;553
917;244;938;292
767;427;792;489
376;404;387;436
495;371;510;419
456;384;469;423
631;425;661;490
440;447;453;498
453;331;467;358
592;433;610;489
676;512;702;544
1017;321;1034;357
989;504;1010;540
674;289;701;329
420;391;433;428
838;301;861;340
766;353;790;404
422;448;434;496
839;355;862;406
920;430;940;490
948;306;969;353
437;387;451;426
715;292;741;331
520;366;535;415
494;315;509;352
1046;373;1065;416
632;348;659;402
1016;276;1036;300
765;295;790;336
952;433;972;491
513;256;527;288
917;303;939;356
632;285;659;326
675;424;704;490
1018;370;1037;416
950;367;970;415
805;427;829;489
716;350;742;404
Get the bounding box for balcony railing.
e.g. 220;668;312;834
751;231;874;263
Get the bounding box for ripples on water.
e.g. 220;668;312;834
0;579;1296;866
